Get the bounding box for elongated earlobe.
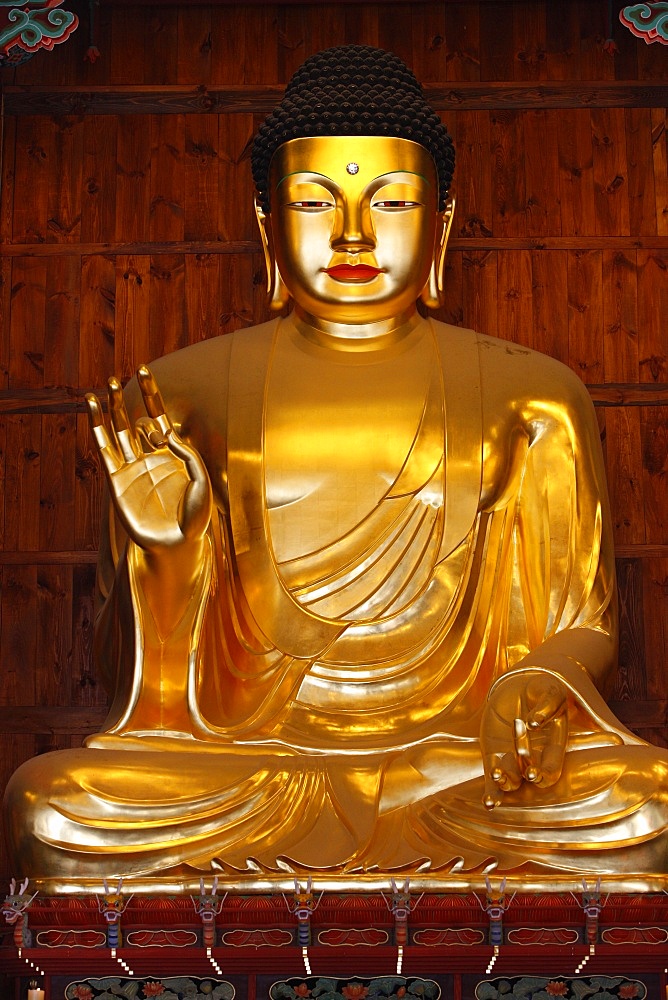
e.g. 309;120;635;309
254;197;292;311
420;199;455;310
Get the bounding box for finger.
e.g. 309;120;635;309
135;417;167;451
526;678;567;729
514;718;538;781
85;393;121;475
137;366;171;437
535;742;565;788
108;377;140;463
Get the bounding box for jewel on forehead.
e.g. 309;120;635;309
346;162;360;175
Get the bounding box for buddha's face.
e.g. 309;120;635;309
267;136;439;327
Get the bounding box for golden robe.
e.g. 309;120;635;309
6;318;668;884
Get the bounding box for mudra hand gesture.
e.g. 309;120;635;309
481;670;568;809
86;366;212;552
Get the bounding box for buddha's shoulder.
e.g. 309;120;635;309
431;321;592;415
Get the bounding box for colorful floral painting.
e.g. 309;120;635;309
65;979;235;1000
270;978;439;1000
620;2;668;44
475;976;647;1000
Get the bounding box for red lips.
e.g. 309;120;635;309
324;264;383;281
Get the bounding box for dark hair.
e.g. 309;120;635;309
251;44;455;213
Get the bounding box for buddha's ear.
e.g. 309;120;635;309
420;198;455;310
254;196;292;311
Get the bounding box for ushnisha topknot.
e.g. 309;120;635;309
251;44;455;213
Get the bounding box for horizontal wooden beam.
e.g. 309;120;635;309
0;550;98;564
2;237;667;259
1;382;667;416
3;82;667;116
0;706;107;734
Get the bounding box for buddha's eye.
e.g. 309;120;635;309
372;200;419;209
289;200;334;210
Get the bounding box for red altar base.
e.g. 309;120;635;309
2;893;668;998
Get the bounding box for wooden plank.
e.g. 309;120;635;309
0;705;107;734
0;258;11;389
411;3;447;86
218;113;260;243
651;108;668;236
0;551;98;565
11;116;55;243
512;0;547;82
114;255;151;378
0;114;16;245
613;558;647;702
35;565;74;707
310;3;347;55
605;407;646;548
0;566;37;704
211;4;246;85
637;250;668;384
114;116;151;242
523;108;561;236
242;8;279;85
4;236;668;258
274;5;307;83
44;256;81;388
602;249;638;383
379;3;413;68
78;254;116;388
4;83;668;116
47;116;84;244
462;249;498;339
3;414;41;552
641;407;668;546
643;558;668;704
40;414;76;551
490;110;527;237
496;249;532;346
185;253;222;344
75;412;104;552
444;1;480;82
591;107;630;238
453;111;493;238
479;2;514;81
531;249;568;363
546;0;580;82
177;4;212;85
81;116;118;244
9;257;46;388
184;113;220;241
578;0;615;82
626;107;659;237
72;562;103;706
144;5;179;85
344;5;379;49
110;2;145;86
567;249;603;383
148;254;187;359
150;114;185;241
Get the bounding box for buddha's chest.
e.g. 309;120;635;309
263;330;441;561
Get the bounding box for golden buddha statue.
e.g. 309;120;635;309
5;46;667;890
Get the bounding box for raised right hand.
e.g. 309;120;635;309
86;366;212;552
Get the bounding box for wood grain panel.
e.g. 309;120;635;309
2;415;41;552
115;116;151;242
614;558;648;703
149;254;187;359
567;249;603;383
12;116;55;243
0;566;38;705
177;4;212;85
184;113;220;241
592;107;630;237
114;255;151;378
149;114;185;241
35;565;74;707
81;116;118;244
643;558;668;703
531;249;568;363
626;108;659;237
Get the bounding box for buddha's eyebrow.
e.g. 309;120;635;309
275;170;431;188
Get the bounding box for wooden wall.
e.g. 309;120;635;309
0;0;667;882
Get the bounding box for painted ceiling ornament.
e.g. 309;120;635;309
620;2;668;44
0;0;78;66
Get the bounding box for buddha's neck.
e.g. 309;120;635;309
291;305;423;353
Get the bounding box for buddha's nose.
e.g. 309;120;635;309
330;203;375;253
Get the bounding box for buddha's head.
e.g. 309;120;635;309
251;46;455;328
